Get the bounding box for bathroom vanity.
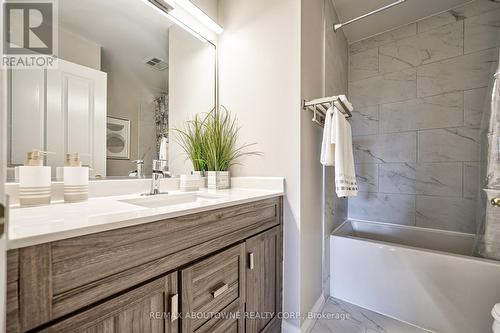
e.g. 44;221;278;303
3;0;284;330
6;191;283;333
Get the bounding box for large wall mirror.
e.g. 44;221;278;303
6;0;216;181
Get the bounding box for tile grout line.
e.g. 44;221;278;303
462;162;465;199
351;84;489;107
353;124;481;138
462;18;465;56
413;192;417;226
355;190;476;200
349;46;497;89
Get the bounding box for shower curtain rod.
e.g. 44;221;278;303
333;0;407;31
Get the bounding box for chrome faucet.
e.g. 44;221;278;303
147;137;171;196
129;160;145;178
149;160;169;195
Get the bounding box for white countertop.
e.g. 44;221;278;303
8;187;283;249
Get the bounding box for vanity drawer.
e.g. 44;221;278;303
181;244;245;332
195;300;243;333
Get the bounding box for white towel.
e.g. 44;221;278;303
320;107;335;166
331;107;358;197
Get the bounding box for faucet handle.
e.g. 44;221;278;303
152;159;168;173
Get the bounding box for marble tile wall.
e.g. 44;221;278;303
347;0;500;234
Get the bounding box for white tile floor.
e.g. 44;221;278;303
310;297;433;333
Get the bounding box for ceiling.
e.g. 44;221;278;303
331;0;471;43
59;0;175;69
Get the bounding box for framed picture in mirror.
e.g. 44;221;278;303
106;116;131;160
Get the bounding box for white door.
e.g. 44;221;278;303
8;69;45;166
46;59;107;177
8;59;107;178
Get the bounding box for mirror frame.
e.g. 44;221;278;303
3;0;219;182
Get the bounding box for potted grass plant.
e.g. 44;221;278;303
203;106;260;189
175;106;259;190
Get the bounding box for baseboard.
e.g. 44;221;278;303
300;294;326;333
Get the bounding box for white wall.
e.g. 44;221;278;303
168;25;216;175
218;0;302;330
103;35;169;176
192;0;219;22
300;0;325;323
58;28;101;70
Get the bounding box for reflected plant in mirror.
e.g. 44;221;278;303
154;95;169;153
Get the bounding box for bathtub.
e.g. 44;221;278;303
330;220;500;333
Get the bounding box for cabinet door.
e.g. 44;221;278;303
245;227;282;333
41;273;179;333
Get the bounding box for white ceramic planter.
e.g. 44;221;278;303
192;171;207;188
180;174;201;192
207;171;230;190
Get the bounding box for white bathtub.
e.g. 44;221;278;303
330;220;500;333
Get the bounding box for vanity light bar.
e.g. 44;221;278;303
153;0;176;12
175;0;223;34
140;0;207;43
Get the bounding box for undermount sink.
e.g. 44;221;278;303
119;192;223;209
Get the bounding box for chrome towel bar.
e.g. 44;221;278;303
303;95;353;127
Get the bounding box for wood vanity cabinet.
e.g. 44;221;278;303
39;273;179;333
6;197;283;333
245;228;282;333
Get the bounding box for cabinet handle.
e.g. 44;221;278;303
212;283;229;298
170;294;179;322
249;252;254;270
492;198;500;207
0;203;4;237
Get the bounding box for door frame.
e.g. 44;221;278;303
1;0;8;330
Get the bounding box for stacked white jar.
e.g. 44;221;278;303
180;174;201;192
63;153;89;202
18;150;52;206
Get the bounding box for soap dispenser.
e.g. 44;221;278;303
18;150;51;206
63;153;89;203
